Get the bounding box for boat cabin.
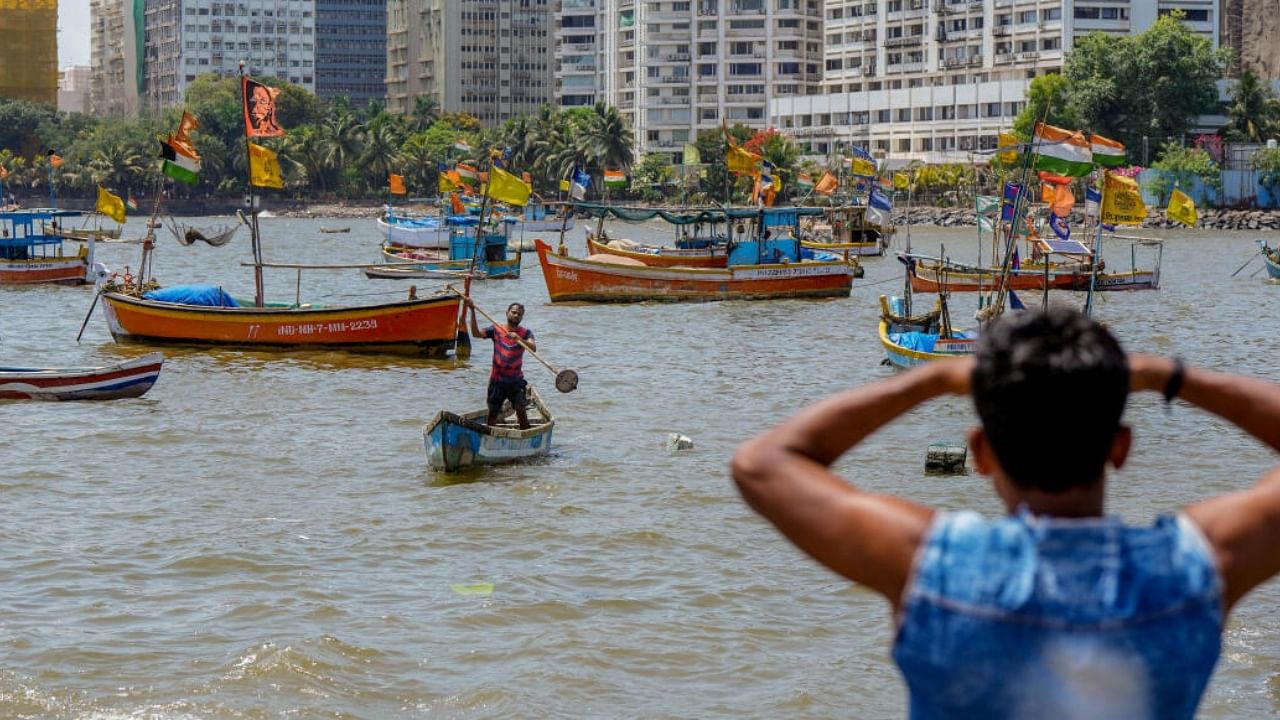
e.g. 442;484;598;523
726;207;824;266
0;209;82;260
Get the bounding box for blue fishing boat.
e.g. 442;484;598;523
422;386;554;471
1;208;91;285
1262;241;1280;280
375;218;521;279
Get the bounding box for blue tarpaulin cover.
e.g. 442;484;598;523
143;284;240;307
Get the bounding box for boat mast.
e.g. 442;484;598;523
239;63;265;308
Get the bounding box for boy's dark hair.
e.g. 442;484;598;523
508;302;525;312
972;307;1129;493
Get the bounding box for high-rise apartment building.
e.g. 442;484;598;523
386;0;556;125
0;0;58;105
141;0;316;109
315;0;386;106
58;65;92;114
89;0;142;117
772;0;1219;164
555;0;826;161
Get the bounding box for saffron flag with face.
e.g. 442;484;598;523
242;78;284;138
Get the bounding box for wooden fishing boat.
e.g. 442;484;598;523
422;385;555;471
903;254;1085;293
1263;242;1280;279
877;295;977;369
535;241;856;303
801;205;890;257
319;226;350;234
377;212;457;249
0;352;163;400
1;208;94;285
381;222;521;279
47;214;122;242
100;286;467;358
585;231;728;268
364;265;484;281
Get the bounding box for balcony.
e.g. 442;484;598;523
1016;50;1040;60
885;35;923;48
665;52;691;62
660;95;691;104
991;26;1010;36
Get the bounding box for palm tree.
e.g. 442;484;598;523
1226;70;1280;143
576;102;634;179
411;95;440;132
317;109;365;194
359;120;404;193
88;141;146;196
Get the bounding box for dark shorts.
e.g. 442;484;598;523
487;378;528;414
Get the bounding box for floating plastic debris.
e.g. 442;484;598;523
450;583;494;597
665;433;694;451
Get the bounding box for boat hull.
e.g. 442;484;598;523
907;259;1081;293
536;239;855;303
878;319;977;369
801;239;885;257
381;247;521;279
0;352;163;400
376;216;452;249
0;253;90;285
422;389;554;471
586;234;727;268
101;292;466;357
1263;253;1280;279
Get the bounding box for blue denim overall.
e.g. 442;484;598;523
892;508;1223;720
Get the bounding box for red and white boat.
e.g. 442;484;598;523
0;353;163;400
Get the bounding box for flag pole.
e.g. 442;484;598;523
239;62;264;308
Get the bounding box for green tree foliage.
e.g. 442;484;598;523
1224;70;1280;143
1145;142;1221;205
1011;74;1081;139
1065;12;1227;163
630;153;674;203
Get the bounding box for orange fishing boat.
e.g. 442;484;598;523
584;231;728;268
100;288;466;357
903;254;1085;293
535;238;855;303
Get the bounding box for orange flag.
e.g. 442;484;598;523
389;173;407;195
242;77;284;138
170;111;200;158
48;150;63;168
449;192;465;215
814;171;838;195
1051;184;1075;216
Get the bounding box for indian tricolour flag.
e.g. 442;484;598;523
160;140;201;185
1090;133;1126;167
456;162;478;181
603;169;627;188
454;139;472;153
1032;123;1093;177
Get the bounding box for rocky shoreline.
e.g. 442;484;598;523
893;206;1280;231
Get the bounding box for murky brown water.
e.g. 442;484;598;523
1;214;1278;718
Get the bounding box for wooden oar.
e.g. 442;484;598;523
1231;251;1261;277
452;289;578;393
75;288;103;344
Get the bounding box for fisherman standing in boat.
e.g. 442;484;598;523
733;307;1280;719
466;299;536;429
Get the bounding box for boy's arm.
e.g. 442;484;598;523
731;359;971;610
1131;355;1280;611
467;303;485;339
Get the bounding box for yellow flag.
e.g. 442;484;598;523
487;166;531;206
1166;186;1198;227
850;158;876;177
95;186;126;223
559;178;571;192
439;172;460;194
998;132;1020;164
726;145;761;175
1100;171;1147;226
248;143;283;189
893;172;909;190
